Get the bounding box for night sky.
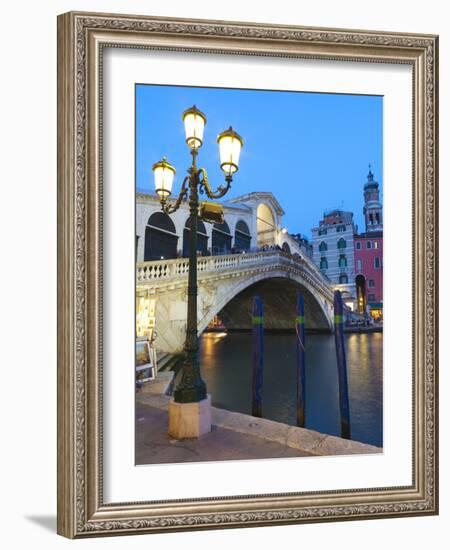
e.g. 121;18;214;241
136;84;383;237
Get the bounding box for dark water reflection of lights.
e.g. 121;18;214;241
199;331;383;447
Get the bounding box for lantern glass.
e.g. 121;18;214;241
182;106;206;150
217;127;243;175
152;157;176;199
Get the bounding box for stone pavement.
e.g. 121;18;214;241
136;400;312;464
135;386;381;465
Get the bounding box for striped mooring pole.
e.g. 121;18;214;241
295;293;306;428
252;295;264;418
333;290;351;439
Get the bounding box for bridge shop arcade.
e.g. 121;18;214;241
136;191;308;262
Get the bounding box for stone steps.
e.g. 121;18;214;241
156;351;180;372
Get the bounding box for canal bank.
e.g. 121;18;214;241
136;380;381;465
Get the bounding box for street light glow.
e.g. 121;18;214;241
217;126;243;176
182;105;207;150
152;156;176;200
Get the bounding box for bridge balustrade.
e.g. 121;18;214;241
136;250;333;300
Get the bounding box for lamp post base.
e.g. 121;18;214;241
168;395;212;439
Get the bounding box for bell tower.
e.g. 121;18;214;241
363;165;383;232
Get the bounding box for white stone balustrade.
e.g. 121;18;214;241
136;250;333;301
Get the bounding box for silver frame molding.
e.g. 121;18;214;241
57;11;439;538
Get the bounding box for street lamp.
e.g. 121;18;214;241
182;105;207;149
152;106;243;437
152;157;176;200
217;126;243;176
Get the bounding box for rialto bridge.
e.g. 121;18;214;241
136;250;335;353
136;190;341;354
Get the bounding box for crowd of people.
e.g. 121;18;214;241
184;243;300;258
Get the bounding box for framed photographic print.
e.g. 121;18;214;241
57;11;439;538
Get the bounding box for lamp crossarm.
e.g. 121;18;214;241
161;176;189;214
198;168;232;199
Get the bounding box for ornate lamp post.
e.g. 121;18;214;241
152;105;243;438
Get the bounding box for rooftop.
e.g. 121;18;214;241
364;165;379;190
136;191;251;212
355;230;383;238
319;209;354;226
227;191;285;216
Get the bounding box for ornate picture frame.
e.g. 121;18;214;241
57;11;438;538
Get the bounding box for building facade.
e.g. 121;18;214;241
354;168;383;320
311;167;383;319
311;209;357;307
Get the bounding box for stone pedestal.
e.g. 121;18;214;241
168;395;212;439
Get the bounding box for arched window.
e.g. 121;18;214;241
256;204;276;247
337;238;346;249
319;241;327;252
282;242;291;255
212;220;232;255
144;212;178;261
339;254;347;268
234;220;251;251
182;216;209;257
320;257;328;270
339;273;348;284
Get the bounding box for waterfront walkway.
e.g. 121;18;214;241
135;379;381;465
136;400;312;464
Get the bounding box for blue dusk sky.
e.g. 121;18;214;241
136;84;383;237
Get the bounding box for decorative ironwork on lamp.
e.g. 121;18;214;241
151;106;243;404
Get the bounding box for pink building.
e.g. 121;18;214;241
353;167;383;320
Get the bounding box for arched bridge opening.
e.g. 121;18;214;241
214;277;332;333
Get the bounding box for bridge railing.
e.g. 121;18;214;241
136;251;276;281
136;251;333;298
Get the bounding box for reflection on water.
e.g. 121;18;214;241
199;331;383;447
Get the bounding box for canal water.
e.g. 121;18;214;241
199;331;383;448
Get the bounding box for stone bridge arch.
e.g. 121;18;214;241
150;269;333;354
197;270;333;336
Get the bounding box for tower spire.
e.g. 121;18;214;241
363;166;382;232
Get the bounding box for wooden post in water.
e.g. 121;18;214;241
295;293;306;428
333;290;351;439
252;295;264;418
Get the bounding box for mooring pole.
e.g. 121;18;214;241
295;293;306;428
252;295;264;418
333;290;351;439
